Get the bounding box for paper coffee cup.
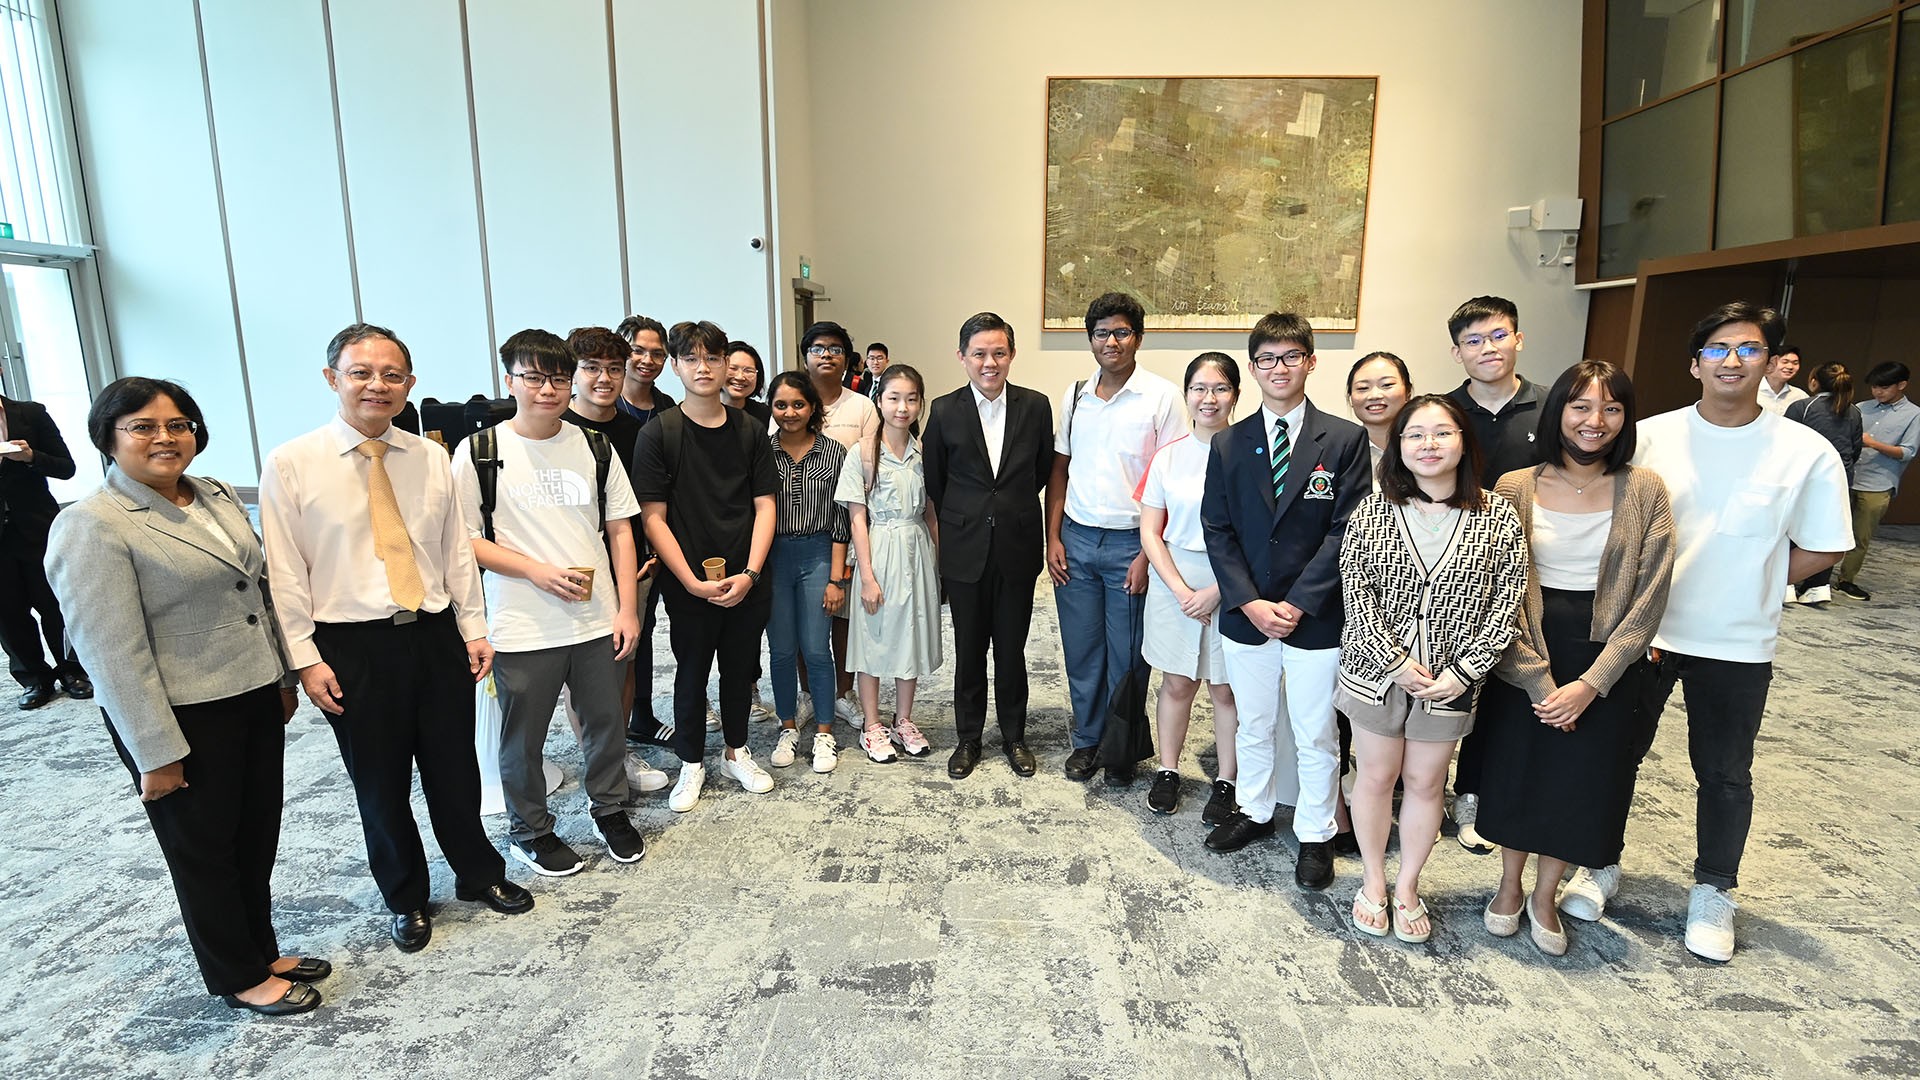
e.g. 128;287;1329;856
570;567;595;601
702;557;727;581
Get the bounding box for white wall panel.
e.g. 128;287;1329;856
59;0;256;482
198;0;356;457
328;0;493;406
466;0;623;342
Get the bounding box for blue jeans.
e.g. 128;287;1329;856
1054;518;1146;749
767;532;835;723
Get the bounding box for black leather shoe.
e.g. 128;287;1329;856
1332;830;1360;855
390;910;431;952
1103;760;1136;788
456;879;534;915
223;980;322;1016
1063;746;1099;782
1204;811;1276;852
947;741;981;779
1295;839;1336;890
18;681;55;710
57;672;92;699
275;957;332;982
1003;741;1037;777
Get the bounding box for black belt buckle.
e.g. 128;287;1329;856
392;609;419;626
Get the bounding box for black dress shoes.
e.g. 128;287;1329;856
1332;830;1360;855
948;741;981;779
57;671;92;699
223;980;322;1016
1103;760;1136;788
18;680;55;710
275;957;332;982
1204;811;1276;852
456;879;535;915
1003;741;1037;777
1063;746;1099;782
390;910;431;952
1295;839;1336;890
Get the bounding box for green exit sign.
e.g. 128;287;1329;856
799;256;811;280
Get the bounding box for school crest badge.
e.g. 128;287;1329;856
1304;463;1335;500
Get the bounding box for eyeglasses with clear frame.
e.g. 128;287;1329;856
1456;328;1516;351
1400;428;1462;446
1187;384;1234;398
576;362;627;381
335;367;410;387
117;419;199;440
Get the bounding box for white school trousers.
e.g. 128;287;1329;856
1221;636;1340;841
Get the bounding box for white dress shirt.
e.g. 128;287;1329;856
1758;380;1809;415
1055;365;1185;529
1261;399;1309;468
973;383;1007;476
259;415;489;668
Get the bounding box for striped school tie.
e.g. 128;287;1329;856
1271;417;1291;500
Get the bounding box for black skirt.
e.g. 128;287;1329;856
1475;587;1649;868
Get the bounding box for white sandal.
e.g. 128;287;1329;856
1352;887;1391;938
1393;896;1432;944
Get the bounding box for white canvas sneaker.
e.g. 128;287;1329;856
721;749;774;793
833;691;862;723
770;727;800;768
1798;584;1832;604
668;762;705;813
1685;883;1738;962
1558;863;1621;922
624;751;670;793
811;731;839;773
750;688;775;723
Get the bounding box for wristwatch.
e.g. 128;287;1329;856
745;568;761;585
830;577;850;588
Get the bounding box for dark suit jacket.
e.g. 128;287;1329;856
922;383;1053;585
1;397;77;548
844;369;878;397
1201;399;1371;648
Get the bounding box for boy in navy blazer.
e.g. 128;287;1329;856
1200;312;1370;890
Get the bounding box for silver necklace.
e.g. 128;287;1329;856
1551;464;1601;495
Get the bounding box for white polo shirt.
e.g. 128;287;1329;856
1056;365;1184;530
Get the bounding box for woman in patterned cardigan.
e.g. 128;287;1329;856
1336;395;1528;943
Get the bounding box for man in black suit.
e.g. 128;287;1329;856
922;313;1053;779
0;394;89;709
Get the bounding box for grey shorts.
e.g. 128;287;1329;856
1335;685;1473;744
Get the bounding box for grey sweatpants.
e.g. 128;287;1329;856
494;635;629;843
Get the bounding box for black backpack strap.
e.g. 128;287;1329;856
469;425;501;544
582;428;612;533
658;408;684;488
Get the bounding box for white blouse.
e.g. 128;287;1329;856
1532;504;1611;591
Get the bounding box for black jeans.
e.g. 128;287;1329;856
1636;650;1772;891
662;583;770;764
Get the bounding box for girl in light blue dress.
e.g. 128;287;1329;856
836;364;942;764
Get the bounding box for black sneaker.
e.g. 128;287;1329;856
594;811;646;864
510;832;584;877
1147;770;1181;815
1201;779;1236;827
1835;582;1871;601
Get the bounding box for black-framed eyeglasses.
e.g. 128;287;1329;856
1457;328;1517;351
1252;349;1310;370
806;344;848;358
509;371;568;388
1697;342;1768;364
1091;327;1137;343
117;419;198;440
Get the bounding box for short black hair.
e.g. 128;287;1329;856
1084;291;1145;337
1772;342;1801;359
499;328;574;378
327;322;412;371
800;321;854;358
1249;311;1313;359
1866;361;1911;388
1184;351;1240;395
1377;394;1486;511
1686;300;1785;356
88;376;209;456
1447;296;1520;342
615;314;667;345
957;312;1016;352
668;320;728;360
1347;351;1412;394
566;326;629;363
867;342;889;355
1537;359;1637;473
766;370;823;434
726;340;766;399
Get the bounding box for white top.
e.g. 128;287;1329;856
1633;406;1853;662
1137;433;1211;552
180;494;238;557
1056;365;1184;529
776;385;879;450
1368;442;1386;494
1531;504;1609;591
452;423;641;653
973;384;1006;476
1758;381;1810;415
260;416;489;669
1401;504;1461;567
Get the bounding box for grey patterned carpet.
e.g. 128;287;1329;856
2;529;1917;1079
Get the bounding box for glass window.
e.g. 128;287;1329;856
0;0;80;245
1885;10;1920;224
1605;0;1722;117
1717;19;1891;247
1726;0;1892;69
2;264;102;501
1599;88;1717;277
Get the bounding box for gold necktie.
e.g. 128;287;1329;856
355;439;426;611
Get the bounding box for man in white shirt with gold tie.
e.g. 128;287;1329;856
260;323;534;954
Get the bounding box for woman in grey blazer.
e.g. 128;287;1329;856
45;378;326;1017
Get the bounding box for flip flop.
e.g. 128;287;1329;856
1353;887;1391;938
1393;896;1432;943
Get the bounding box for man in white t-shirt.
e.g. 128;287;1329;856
453;330;645;877
1045;291;1185;785
1631;300;1851;963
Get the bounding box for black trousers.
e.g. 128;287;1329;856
109;683;284;996
0;541;78;686
312;609;505;913
662;583;769;763
632;574;664;727
946;552;1036;745
1636;650;1771;890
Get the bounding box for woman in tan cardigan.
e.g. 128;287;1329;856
1477;361;1675;956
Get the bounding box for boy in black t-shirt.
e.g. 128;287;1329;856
629;320;778;813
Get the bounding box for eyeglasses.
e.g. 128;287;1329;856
1252;349;1310;370
117;419;198;440
1697;342;1769;364
1457;328;1517;351
336;368;410;386
1091;328;1136;343
726;364;759;378
629;347;668;364
1187;385;1234;398
577;362;627;379
1400;428;1462;446
509;371;568;388
806;344;848;358
678;353;723;369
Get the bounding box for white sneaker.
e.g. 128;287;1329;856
1782;585;1801;606
1558;863;1620;922
1685;883;1738;962
750;689;776;723
860;723;897;763
668;762;705;813
833;691;861;723
770;727;800;768
795;693;814;724
811;731;838;773
1452;793;1493;854
1798;584;1832;604
624;751;670;793
721;749;774;793
705;703;721;732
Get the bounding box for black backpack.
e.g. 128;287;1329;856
468;424;613;544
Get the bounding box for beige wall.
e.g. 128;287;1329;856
782;0;1590;419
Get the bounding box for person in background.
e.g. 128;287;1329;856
0;391;89;709
1757;344;1808;416
48;377;324;1016
724;340;772;427
615;314;676;745
1783;363;1862;606
846;341;885;399
1834;361;1920;602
